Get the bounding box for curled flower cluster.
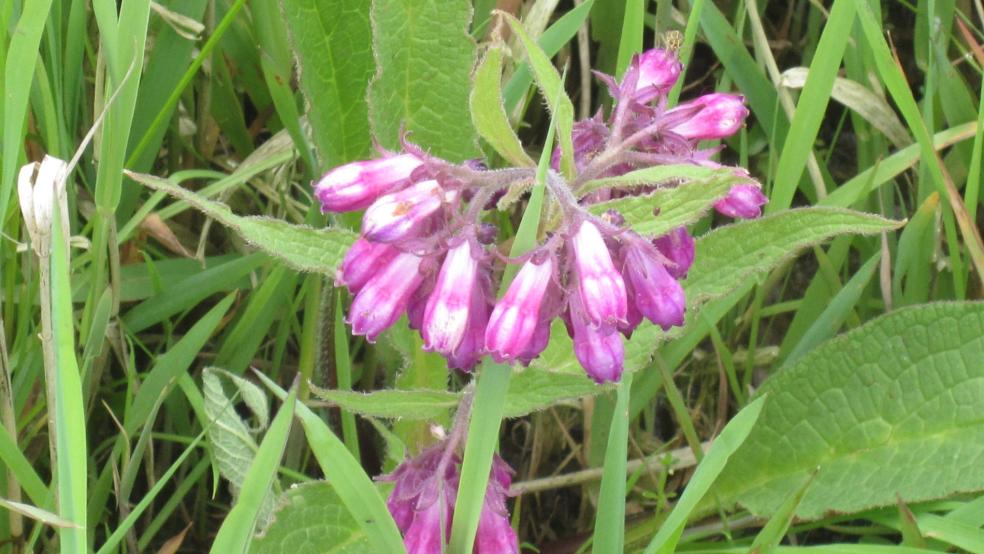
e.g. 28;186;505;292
317;47;767;383
380;444;518;553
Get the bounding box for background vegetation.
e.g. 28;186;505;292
2;0;984;552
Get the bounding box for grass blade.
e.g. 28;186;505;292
643;395;766;554
210;381;297;553
592;371;633;553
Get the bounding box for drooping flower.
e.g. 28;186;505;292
666;93;749;141
714;183;768;219
570;221;628;327
446;274;492;372
362;179;448;243
653;227;695;279
347;252;425;341
473;456;519;554
422;239;481;356
622;239;686;331
315;154;422;212
569;291;625;383
485;255;556;362
335;238;399;293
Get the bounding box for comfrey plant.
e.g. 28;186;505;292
317;47;766;386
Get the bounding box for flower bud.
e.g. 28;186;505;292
362;179;447;243
336;238;399;293
485;256;555;362
653;227;695;279
666;93;748;140
633;48;682;103
445;283;490;371
714;183;768;219
423;241;480;356
314;154;422;212
623;243;686;331
348;252;425;341
571;221;627;327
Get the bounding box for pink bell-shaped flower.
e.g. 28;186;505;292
315;154;422;212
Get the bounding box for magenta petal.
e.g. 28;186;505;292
666;93;749;140
314;154;421;212
336;238;399;294
485;256;555;362
347;252;424;341
422;241;479;355
362;179;447;243
624;244;686;331
632;48;682;103
571;221;628;327
653;227;695;279
714;184;768;219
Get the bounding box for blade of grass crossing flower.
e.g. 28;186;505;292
642;395;766;554
614;0;644;78
592;371;633;553
254;371;406;552
768;0;856;212
447;74;562;554
210;383;297;553
0;0;54;224
855;1;984;286
50;196;87;553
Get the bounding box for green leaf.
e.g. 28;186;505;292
212;381;297;553
502;369;606;417
644;396;767;554
709;302;984;520
281;0;373;166
368;0;478;161
126;171;357;275
203;368;277;530
310;388;459;420
588;172;739;238
532;208;903;375
501;13;576;179
470;44;535;167
593;372;633;553
251;483;372;553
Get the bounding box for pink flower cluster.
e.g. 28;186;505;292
380;445;518;554
316;47;767;384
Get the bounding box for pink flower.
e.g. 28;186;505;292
571;221;627;327
335;238;399;293
423;240;481;355
315;154;422;212
666;93;748;140
445;282;491;372
623;241;686;331
653;227;695;279
569;293;625;383
714;183;768;219
485;256;556;363
362;179;448;243
633;48;682;103
347;252;425;341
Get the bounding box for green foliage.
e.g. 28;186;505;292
251;483;372;553
368;0;479;161
281;0;374;167
710;303;984;519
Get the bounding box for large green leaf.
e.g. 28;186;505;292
251;483;372;553
368;0;478;161
531;208;903;375
281;0;374;166
126;171;357;275
709;302;984;519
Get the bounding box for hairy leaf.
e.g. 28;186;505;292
282;0;374;166
311;388;459;420
127;171;357;275
252;483;372;553
471;45;534;167
368;0;479;161
710;302;984;519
